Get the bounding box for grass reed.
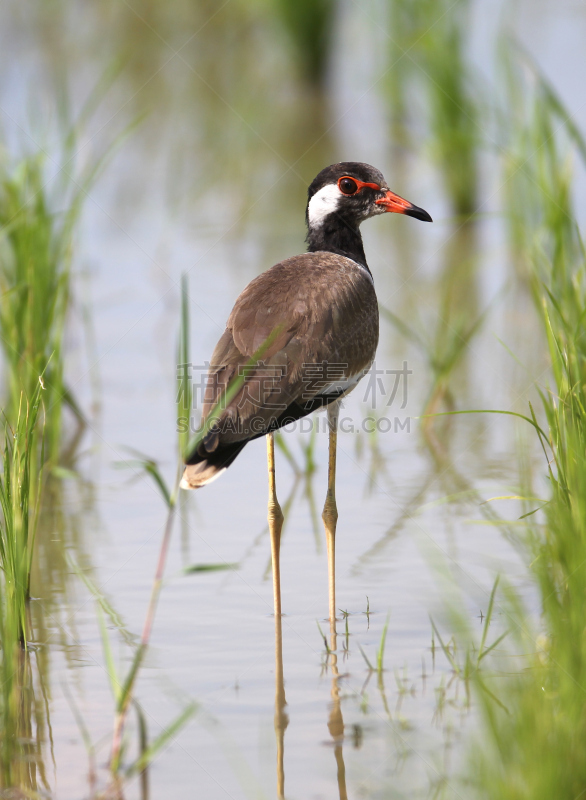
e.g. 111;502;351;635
0;381;46;786
0;139;92;785
358;611;390;675
104;276;196;777
463;59;586;800
0;121;109;654
0;381;45;646
100;278;283;783
0;102;122;786
0;153;89;464
387;0;480;216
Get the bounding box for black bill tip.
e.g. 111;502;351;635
405;204;433;222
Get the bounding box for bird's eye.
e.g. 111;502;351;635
339;177;358;195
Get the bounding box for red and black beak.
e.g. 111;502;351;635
375;190;432;222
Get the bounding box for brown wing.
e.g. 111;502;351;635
191;251;378;455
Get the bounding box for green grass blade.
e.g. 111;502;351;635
117;643;147;715
477;631;508;663
125;702;197;777
358;644;375;672
97;606;121;705
115;450;172;508
376;612;391;673
68;555;135;647
183;563;238;573
477;576;500;666
274;432;301;474
316;621;331;653
429;617;460;675
177;273;192;459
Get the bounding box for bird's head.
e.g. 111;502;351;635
306;162;432;232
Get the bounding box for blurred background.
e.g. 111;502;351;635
0;1;585;798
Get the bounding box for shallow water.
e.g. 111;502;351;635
1;1;585;797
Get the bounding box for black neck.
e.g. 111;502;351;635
306;216;371;274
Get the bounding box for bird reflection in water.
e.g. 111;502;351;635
272;619;349;799
327;623;348;800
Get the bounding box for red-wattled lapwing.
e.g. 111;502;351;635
181;162;431;623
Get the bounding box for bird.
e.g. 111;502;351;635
181;162;431;624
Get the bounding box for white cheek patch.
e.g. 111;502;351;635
307;184;341;228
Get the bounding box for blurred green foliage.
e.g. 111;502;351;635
468;59;586;800
271;0;336;87
388;0;480;216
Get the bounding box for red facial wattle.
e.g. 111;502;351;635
337;176;382;195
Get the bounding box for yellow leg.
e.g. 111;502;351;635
274;604;288;798
267;433;284;618
322;403;339;626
